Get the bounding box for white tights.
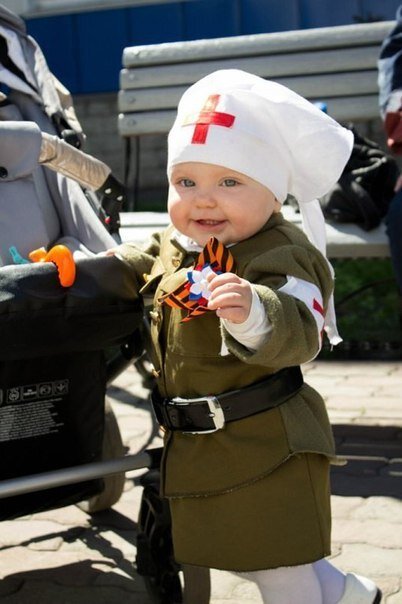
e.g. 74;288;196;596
243;558;346;604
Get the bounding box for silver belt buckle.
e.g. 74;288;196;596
170;395;225;434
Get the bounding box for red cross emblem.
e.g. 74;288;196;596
183;94;235;144
313;298;325;317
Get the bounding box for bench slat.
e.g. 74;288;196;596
119;210;389;259
123;21;392;67
120;46;380;90
325;95;379;122
118;71;378;113
118;94;379;137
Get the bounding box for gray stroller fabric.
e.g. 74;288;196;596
0;4;117;266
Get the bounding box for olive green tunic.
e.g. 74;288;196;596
117;213;337;571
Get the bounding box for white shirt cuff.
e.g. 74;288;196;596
220;286;272;354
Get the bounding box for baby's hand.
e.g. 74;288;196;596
206;271;252;324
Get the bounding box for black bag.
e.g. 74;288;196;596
320;127;400;231
0;351;106;519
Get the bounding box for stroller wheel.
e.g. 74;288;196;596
77;397;125;513
136;471;183;603
143;571;183;604
136;470;212;604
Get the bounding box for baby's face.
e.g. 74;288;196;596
168;162;280;247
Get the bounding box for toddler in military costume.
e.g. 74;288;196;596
112;70;381;603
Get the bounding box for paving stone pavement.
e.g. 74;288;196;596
0;359;401;603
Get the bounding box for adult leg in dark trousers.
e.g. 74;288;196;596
386;185;402;326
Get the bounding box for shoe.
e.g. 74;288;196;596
338;573;382;603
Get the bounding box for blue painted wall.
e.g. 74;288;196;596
25;0;402;94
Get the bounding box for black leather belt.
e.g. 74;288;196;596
150;366;303;434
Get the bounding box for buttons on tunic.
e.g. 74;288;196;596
172;257;181;268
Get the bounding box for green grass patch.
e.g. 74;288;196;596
320;258;401;359
135;198;166;212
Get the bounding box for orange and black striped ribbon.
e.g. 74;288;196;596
159;237;236;322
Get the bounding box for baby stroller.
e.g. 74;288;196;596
0;4;150;519
0;6;211;602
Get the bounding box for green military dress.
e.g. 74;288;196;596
117;212;337;571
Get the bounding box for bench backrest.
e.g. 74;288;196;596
118;20;394;138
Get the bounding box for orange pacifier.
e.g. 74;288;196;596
29;244;76;287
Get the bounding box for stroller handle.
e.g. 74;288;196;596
39;131;111;192
39;132;127;233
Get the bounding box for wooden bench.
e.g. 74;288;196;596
116;20;402;358
118;21;392;135
117;20;395;260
